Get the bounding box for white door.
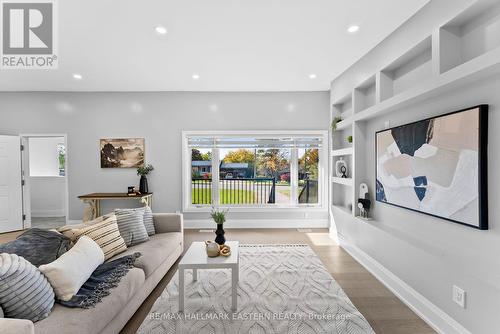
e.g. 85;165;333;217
0;135;24;233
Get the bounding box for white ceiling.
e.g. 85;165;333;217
0;0;429;92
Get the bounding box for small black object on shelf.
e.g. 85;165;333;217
340;166;347;178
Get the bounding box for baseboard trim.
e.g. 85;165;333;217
338;235;471;334
184;218;329;229
31;210;65;217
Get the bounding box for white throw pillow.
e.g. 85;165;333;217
39;236;104;301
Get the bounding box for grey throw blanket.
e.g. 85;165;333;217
0;228;70;267
59;252;141;309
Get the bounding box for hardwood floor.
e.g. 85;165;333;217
0;228;435;334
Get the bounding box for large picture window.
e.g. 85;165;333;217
182;131;328;211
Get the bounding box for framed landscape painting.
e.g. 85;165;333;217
100;138;145;168
376;105;488;229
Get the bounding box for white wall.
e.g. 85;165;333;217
0;92;329;224
28;137;63;177
329;0;499;333
30;177;66;217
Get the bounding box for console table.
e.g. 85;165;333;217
78;192;153;221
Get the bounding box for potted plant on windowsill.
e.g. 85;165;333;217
137;164;154;194
211;207;228;245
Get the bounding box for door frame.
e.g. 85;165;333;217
20;133;69;228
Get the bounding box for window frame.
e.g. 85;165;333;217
182;130;328;213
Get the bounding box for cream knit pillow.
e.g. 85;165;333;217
39;236;104;301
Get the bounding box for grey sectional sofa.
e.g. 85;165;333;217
0;213;184;334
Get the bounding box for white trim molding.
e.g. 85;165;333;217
338;235;472;334
184;218;329;229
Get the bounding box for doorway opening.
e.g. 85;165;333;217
22;135;68;230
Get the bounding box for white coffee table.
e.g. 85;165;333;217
178;241;239;312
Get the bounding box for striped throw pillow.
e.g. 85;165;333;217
115;207;155;236
114;210;149;246
59;215;127;261
0;253;55;322
142;206;155;236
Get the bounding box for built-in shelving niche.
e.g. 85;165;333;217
439;0;500;73
379;36;432;101
332;92;353;119
330;126;353;214
353;75;376;113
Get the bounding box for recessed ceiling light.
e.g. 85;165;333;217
155;26;168;35
192;74;200;80
309;74;317;79
347;25;360;33
72;73;82;80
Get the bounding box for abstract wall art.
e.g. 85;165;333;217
376;105;488;229
100;138;145;168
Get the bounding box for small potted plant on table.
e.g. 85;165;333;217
210;207;228;245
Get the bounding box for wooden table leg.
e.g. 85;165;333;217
82;199;98;221
95;199;100;218
141;195;152;208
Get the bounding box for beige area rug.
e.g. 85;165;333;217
138;244;374;334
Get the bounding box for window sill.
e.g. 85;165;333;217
29;175;66;178
183;205;328;213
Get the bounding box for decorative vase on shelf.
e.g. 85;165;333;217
139;175;149;194
215;224;226;245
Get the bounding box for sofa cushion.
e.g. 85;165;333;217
107;233;182;278
0;253;55;322
34;267;145;334
114;210;149;246
0;229;71;267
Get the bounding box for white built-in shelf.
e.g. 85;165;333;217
439;1;500;74
331;177;353;186
340;45;500;125
331;204;352;216
334;118;352;131
332;92;353;118
379;36;432;101
353;75;376;113
354;216;375;223
331;147;353;156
